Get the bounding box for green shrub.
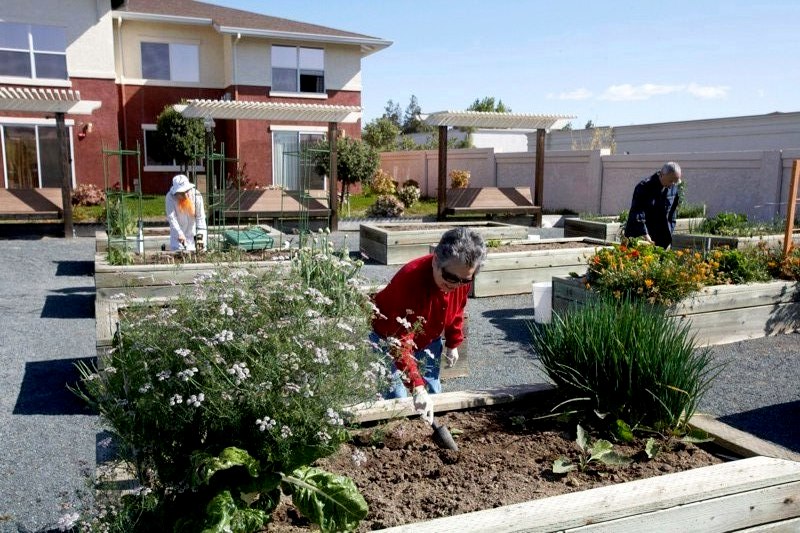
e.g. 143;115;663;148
369;170;396;195
366;194;404;217
530;297;717;433
74;236;388;532
698;212;749;236
676;203;706;219
713;246;772;284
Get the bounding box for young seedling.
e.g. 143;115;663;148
553;424;633;474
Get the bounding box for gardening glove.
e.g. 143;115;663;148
445;347;459;368
413;386;434;424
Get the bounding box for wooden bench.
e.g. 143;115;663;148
0;187;63;220
445;187;542;226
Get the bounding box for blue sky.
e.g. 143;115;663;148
210;0;800;129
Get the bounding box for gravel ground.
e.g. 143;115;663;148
0;223;798;532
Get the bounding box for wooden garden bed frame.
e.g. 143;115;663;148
564;216;705;242
671;231;800;251
552;275;800;346
472;237;610;297
94;225;282;253
359;221;528;265
347;385;800;533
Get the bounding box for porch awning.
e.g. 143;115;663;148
0;86;101;115
424;111;574;130
175;99;361;123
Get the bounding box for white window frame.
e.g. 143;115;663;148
0;22;68;81
142;124;204;173
140;41;199;82
0;117;75;189
270;45;326;98
271;126;328;191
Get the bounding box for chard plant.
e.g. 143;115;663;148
553;424;632;474
74;234;390;532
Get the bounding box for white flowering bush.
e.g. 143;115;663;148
396;184;421;208
74;235;389;532
365;194;405;218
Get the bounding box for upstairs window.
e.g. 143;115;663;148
141;42;199;82
272;46;324;93
0;22;68;80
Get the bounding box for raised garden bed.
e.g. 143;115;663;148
552;275;800;346
360;221;528;265
672;230;800;251
94;225;282;253
258;385;800;532
564;217;704;242
472;237;611;297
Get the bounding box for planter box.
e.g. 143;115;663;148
360;221;528;265
552;275;800;346
95;225;282;253
94;253;291;300
472;237;611;297
347;385;800;533
672;231;800;251
564;217;704;242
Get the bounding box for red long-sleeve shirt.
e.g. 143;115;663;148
371;254;470;388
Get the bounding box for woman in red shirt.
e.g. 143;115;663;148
370;227;486;423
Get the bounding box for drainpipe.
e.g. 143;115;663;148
232;33;241;161
116;17;130;188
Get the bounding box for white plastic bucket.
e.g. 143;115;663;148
532;281;553;324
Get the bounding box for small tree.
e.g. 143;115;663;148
313;137;380;204
382;100;403;129
156;104;205;173
402;95;432;134
467;96;511;113
362;117;400;151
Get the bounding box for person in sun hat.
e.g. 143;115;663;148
369;227;486;423
624;161;683;249
166;174;207;251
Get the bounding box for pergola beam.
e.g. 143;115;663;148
176;99;362;231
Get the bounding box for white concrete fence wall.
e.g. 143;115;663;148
379;148;800;220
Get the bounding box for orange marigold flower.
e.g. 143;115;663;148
644;279;654;288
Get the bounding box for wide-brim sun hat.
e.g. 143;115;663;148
170;174;195;195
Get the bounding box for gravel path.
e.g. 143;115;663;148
0;226;797;532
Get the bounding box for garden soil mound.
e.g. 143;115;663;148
265;401;723;532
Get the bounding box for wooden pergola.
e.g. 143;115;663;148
423;110;574;221
0;86;101;238
176;99;361;231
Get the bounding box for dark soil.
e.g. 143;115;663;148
264;401;724;532
488;241;596;253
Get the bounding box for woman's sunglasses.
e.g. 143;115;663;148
440;266;473;285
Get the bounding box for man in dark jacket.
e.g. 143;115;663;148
624;162;682;248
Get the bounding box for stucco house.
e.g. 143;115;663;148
0;0;390;194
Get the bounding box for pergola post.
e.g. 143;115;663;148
437;125;448;221
55;112;74;239
534;128;545;209
328;121;338;231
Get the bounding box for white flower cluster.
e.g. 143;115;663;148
351;449;367;467
304;287;333;306
396;316;412;330
256;416;276;432
212;329;234;344
157;370;171;381
177;367;198;382
174;348;192;358
138;383;152;394
326;408;344;426
336;322;354;333
187;393;204;407
280;425;293;438
228;362;250;384
219;302;234;316
313;346;330;365
169;394;183;406
316;430;331;444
